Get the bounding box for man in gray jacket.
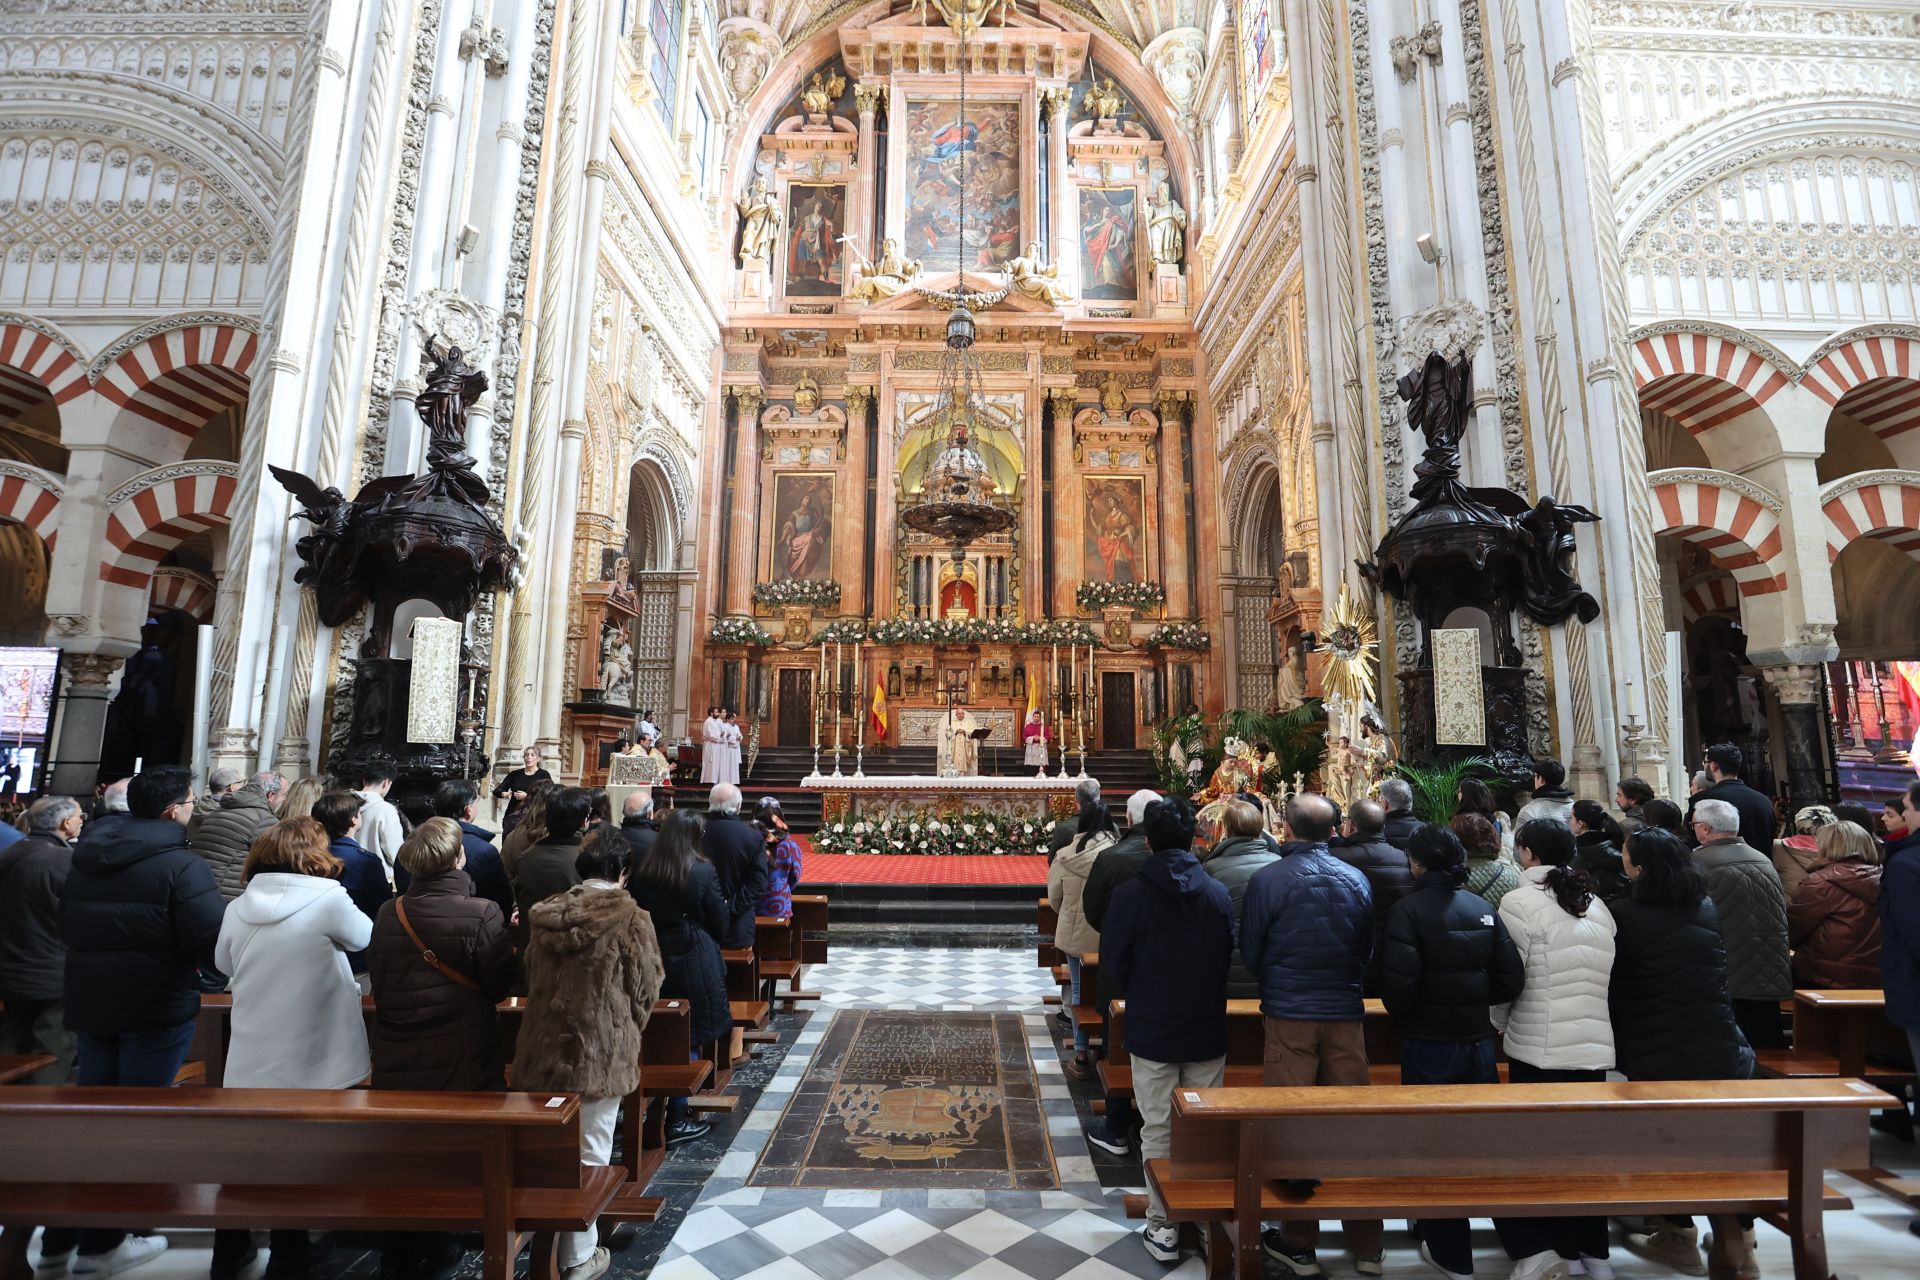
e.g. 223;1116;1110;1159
187;771;286;900
1691;797;1791;1049
1201;800;1278;998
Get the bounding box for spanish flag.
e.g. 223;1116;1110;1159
870;677;889;742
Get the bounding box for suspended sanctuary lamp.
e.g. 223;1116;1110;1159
900;14;1018;565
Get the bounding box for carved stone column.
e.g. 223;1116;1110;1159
1760;662;1829;814
872;382;899;619
1048;387;1079;619
50;651;126;797
850;84;884;261
1157;391;1191;619
724;387;765;616
1041;87;1075;294
845;384;875;616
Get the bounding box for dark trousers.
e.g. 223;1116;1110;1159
60;1021;198;1258
213;1229;312;1275
1499;1061;1610;1262
1399;1038;1500;1275
1732;998;1786;1050
0;994;76;1084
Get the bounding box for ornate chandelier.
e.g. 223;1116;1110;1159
899;14;1017;564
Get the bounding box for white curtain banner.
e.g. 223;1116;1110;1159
406;615;463;744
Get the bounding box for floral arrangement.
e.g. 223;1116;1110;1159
1075;581;1166;611
707;617;774;647
816;620;868;643
1146;622;1212;651
862;617;1103;646
752;579;842;608
815;808;1054;857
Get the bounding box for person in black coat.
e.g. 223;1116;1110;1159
1379;823;1525;1280
1378;778;1421;849
512;786;591;925
701;784;768;948
621;791;660;864
1612;827;1758;1279
57;766;225;1273
432;779;514;921
1570;800;1631;903
1076;788;1159;1157
630;810;728;1146
1683;742;1776;852
1329;798;1416;995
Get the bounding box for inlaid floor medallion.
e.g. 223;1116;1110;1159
748;1010;1058;1189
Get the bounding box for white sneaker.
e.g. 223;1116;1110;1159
1142;1222;1181;1263
1086;1129;1130;1156
1626;1225;1706;1276
70;1237;168;1279
34;1241;73;1277
1420;1239;1471;1280
1509;1251;1571;1280
1577;1257;1614;1280
562;1246;611;1280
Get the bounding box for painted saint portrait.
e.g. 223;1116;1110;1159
771;473;834;581
903;99;1021;273
1084;477;1145;585
1078;188;1137;300
784;183;846;296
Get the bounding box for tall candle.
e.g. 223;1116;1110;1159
855;642;864;749
816;644;825;749
1625;677;1641;721
834;642;844;751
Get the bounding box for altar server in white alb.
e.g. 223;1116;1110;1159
700;707;725;784
717;710;743;785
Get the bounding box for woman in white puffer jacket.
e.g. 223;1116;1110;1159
1490;818;1618;1280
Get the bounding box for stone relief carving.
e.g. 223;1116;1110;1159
1141;28;1205;127
1390;21;1443;83
1396;299;1485;365
412;287;496;362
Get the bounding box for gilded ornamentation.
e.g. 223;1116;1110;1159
1084;76;1123;123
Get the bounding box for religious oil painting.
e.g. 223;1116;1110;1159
784;183;847;296
1078;187;1138;300
770;473;834;581
1084;476;1146;585
902;99;1022;273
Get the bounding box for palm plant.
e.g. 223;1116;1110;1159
1219;700;1329;787
1392;755;1497;825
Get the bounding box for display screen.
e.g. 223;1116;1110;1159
0;646;60;743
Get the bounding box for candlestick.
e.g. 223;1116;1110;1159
1076;644;1087;760
816;644;825;752
855;641;864;751
832;642;844;774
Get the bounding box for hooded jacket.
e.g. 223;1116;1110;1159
366;867;517;1091
1695;837;1792;1001
214;871;372;1089
516;882;665;1098
1771;835;1824;904
61;815;225;1034
1102;847;1235;1062
1884;830;1920;1030
1788;860;1882;989
188;783;279;901
1515;788;1575;830
1201;834;1280;999
1329;830;1415;994
0;831;72;1000
1573;832;1631;903
1494;866;1616;1071
1381;870;1524;1043
1048;829;1115;959
1240;841;1374;1021
1610;894;1754;1082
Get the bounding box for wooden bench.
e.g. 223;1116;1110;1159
1143;1080;1888;1280
1099;999;1409;1097
1037;898;1061;974
0;1056;54;1086
791;893;829;969
754;915;821;1011
0;1087;628;1280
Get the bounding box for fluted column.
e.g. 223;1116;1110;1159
1157;391;1191;619
845;384;874;616
850;84;883;261
724;388;765;616
872;382;899;619
1041;87;1075;293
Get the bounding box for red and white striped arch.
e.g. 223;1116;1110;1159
95;323;258;438
1802;335;1920;440
1823;476;1920;566
0;465;63;548
0;322;88;425
1631;331;1790;435
148;567;216;623
1650;474;1788;597
1679;573;1741;626
98;464;238;591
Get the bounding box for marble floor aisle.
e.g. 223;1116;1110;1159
19;946;1920;1280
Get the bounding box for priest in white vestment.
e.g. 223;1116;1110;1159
940;706;981;777
700;708;724;784
718;712;743;785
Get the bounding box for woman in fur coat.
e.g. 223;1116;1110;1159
517;826;664;1280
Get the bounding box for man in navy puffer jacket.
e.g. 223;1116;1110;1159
1102;796;1234;1265
1240;793;1382;1277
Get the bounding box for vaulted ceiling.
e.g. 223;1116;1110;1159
726;0;1218;53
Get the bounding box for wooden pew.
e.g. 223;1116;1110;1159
1069;954;1104;1055
1145;1080;1888;1280
753;915;820;1010
791;894;829;968
1099;999;1409;1097
0;1056;54;1086
0;1087;628;1280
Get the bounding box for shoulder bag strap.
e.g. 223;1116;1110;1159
394;896;481;991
